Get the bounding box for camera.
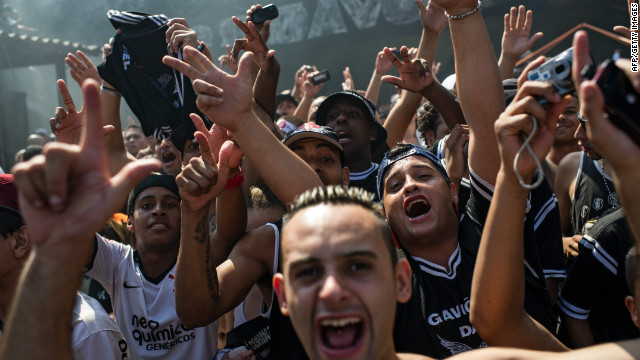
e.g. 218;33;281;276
311;70;331;85
527;48;575;105
587;58;640;145
251;4;279;25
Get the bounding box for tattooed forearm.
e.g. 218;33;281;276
209;212;217;236
205;239;220;301
193;214;208;244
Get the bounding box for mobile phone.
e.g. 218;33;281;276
590;58;640;145
251;4;279;25
311;70;331;85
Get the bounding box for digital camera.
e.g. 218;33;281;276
527;48;575;105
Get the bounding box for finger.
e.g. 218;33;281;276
57;79;77;114
162;55;203;81
49;117;57;135
413;0;427;13
381;75;404;88
527;32;544;48
76;50;94;69
503;13;510;32
509;7;517;30
110;158;162;214
65;53;83;71
226;44;232;56
199;41;213;62
523;9;533;32
572;30;591;88
247;21;263;45
194;131;216;165
69;70;82;85
192;79;224;98
517;56;546;88
231;39;247;63
516;5;526;30
400;46;412;63
102;125;115;137
167;18;190;28
79;80;107;161
232;16;252;38
613;26;632;39
12;155;47;209
43;143;79;211
382;47;403;69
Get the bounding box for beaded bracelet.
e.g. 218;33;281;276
444;1;482;20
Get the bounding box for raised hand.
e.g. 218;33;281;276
302;73;324;98
219;44;238;74
501;6;543;60
427;0;480;14
381;46;434;93
341;66;355;90
375;48;396;75
65;50;101;87
613;0;637;40
231;17;277;73
176;114;243;212
246;3;272;43
162;46;255;133
12;79;160;247
415;0;448;34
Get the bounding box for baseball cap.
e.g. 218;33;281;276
0;174;20;217
276;94;299;107
376;144;451;200
282;123;343;152
127;173;180;215
314;90;388;154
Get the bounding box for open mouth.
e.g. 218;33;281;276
161;151;178;165
336;131;352;144
404;197;431;220
320;317;364;353
148;222;169;231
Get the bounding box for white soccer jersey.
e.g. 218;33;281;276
86;235;218;359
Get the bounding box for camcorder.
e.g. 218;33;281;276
527;48;640;144
251;4;278;25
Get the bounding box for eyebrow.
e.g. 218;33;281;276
385;162;435;185
287;249;379;270
137;194;179;203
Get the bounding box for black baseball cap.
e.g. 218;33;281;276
276;94;299;107
282;123;344;165
127;174;180;215
314;90;387;154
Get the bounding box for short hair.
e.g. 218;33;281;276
283;185;397;266
22;145;43;162
626;246;640;294
415;102;442;144
0;208;24;237
125;124;143;132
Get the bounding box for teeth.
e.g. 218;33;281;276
321;317;361;328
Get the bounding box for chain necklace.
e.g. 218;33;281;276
599;159;620;210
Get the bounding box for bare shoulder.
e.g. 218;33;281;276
231;223;277;272
555;151;582;190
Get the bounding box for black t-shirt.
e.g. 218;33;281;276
558;209;639;343
393;169;557;358
349;163;380;202
571;152;620;235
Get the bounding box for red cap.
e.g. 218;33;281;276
0;174;21;216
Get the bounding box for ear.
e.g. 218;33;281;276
625;295;640;328
395;258;412;304
342;167;350;186
127;215;135;233
368;123;379;142
449;183;459;215
273;273;290;316
11;226;31;260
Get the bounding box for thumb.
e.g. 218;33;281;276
109;159;162;211
528;32;544;47
236;51;256;79
381;75;404;88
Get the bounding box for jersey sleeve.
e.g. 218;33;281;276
531;182;566;279
84;234;131;296
72;329;128;360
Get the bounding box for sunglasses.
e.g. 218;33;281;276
578;115;587;127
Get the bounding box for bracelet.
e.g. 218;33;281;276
100;84;122;97
224;172;244;190
444;1;481;20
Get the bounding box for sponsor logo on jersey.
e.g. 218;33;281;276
122;44;131;71
427;297;471;327
131;315;196;351
123;281;141;289
593;198;603;210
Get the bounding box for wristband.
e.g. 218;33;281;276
224;172;244;190
100;84;122;97
444;1;481;20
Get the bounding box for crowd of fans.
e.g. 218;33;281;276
0;0;639;359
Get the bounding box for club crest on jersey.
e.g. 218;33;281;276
581;205;589;219
608;193;620;207
593;198;603;211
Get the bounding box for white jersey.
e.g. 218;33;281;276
86;235;218;360
72;292;129;359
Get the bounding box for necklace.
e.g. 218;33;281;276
599;159;620;210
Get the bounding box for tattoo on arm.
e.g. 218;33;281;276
205;239;220;301
209;213;217;236
193;215;208;244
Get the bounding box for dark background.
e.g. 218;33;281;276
0;0;631;170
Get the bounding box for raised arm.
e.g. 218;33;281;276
0;80;159;360
470;74;570;350
383;0;448;147
162;47;322;204
498;6;543;80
